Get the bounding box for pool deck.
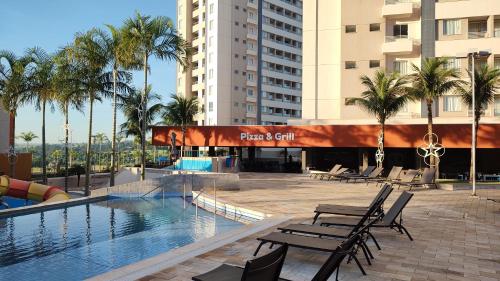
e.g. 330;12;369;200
138;173;500;281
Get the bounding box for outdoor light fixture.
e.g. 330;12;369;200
457;50;492;196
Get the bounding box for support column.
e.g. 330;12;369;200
301;149;308;172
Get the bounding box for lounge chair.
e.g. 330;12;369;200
255;198;384;275
309;164;341;179
321;191;415;241
390;169;419;187
194;237;358;281
322;167;350;181
312;184;393;223
366;166;403;187
192;244;288;281
395;167;437;190
335;166;376;182
344;166;384;183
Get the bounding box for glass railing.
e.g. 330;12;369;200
468;31;487;39
385;35;409;42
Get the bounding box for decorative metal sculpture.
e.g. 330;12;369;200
375;133;384;167
417;133;445;166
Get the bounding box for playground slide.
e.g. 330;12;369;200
0;175;70;204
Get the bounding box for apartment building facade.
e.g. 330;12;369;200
300;0;500;124
176;0;303;126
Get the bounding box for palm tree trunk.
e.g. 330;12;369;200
470;115;480;182
379;122;385;168
141;54;148;181
42;100;47;184
181;125;186;159
110;68;118;186
8;111;15;177
426;101;435;167
64;102;69;193
85;98;94;196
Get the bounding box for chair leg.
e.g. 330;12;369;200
336;266;340;281
358;242;372;265
351;254;367;275
362;241;374;259
254;242;265;256
398;224;414;241
367;231;381;250
269;243;274;249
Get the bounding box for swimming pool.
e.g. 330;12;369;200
0;196;243;281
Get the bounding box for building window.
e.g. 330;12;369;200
242;119;246;124
443;58;461;70
209;20;214;30
234;102;239;107
345;61;356;69
369;60;380;68
234;70;239;74
235;38;239;42
247;73;254;81
235;5;239;10
443;96;462;112
494;96;500;116
247;104;255;112
209;102;214;112
247;89;254;96
369;23;380;32
234;118;239;123
209;69;214;79
234;86;239;90
209;4;214;14
393;60;408;75
345;25;356;33
235;21;239;26
443;19;461;35
393;24;408;38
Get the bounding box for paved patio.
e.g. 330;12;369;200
139;173;500;281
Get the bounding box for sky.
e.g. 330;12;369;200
0;0;178;144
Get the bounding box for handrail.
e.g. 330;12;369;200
140;184;163;198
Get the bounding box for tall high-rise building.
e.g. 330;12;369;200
176;0;303;126
299;0;500;124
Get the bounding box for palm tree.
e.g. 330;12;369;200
23;47;58;184
456;65;500;183
118;86;163;147
67;29;131;195
94;133;108;171
162;94;200;158
54;48;85;192
410;57;463;166
122;12;192;180
98;25;139;186
17;131;38;152
346;71;412;167
0;50;32;177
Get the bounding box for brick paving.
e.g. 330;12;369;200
139;173;500;281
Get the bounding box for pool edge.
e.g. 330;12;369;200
86;215;291;281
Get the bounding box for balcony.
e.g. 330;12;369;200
382;0;420;18
382;36;420;55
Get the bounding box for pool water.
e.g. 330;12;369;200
0;197;243;281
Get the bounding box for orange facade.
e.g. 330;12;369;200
152;124;500;149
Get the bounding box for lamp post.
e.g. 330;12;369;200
458;50;491;196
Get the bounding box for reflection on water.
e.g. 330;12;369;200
0;197;242;281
